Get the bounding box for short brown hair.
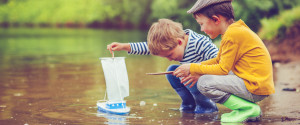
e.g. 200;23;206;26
193;2;235;21
147;19;185;55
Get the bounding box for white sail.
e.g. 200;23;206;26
100;57;129;102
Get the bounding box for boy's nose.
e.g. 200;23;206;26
200;27;204;32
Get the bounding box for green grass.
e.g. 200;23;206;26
258;6;300;41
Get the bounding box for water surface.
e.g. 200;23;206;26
0;28;299;125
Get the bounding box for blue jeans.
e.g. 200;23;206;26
166;65;218;113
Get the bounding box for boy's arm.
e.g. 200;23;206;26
107;42;150;55
107;42;131;54
200;57;218;65
128;42;151;55
190;41;237;75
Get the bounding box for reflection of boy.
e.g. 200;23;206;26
174;0;275;122
107;19;218;113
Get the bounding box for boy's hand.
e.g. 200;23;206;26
107;42;131;54
181;74;201;88
174;64;191;77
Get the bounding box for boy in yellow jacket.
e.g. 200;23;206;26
174;0;275;122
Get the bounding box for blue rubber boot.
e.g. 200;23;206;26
166;65;195;111
174;87;196;111
185;77;219;113
189;88;218;113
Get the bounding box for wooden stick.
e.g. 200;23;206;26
146;71;174;75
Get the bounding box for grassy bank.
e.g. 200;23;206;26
258;6;300;41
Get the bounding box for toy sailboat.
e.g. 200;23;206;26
97;57;130;115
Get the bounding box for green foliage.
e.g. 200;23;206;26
150;0;178;20
258;6;300;41
0;0;104;23
232;0;300;32
0;0;151;28
1;0;300;33
149;0;200;31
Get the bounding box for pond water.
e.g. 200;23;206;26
0;28;299;125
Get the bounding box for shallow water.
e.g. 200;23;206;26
0;28;299;125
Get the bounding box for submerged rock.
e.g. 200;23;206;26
140;101;146;106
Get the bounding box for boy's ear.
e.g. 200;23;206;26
177;38;183;45
212;15;221;24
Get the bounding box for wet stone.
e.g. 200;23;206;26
282;88;297;91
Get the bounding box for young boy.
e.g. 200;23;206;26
107;19;219;114
174;0;275;122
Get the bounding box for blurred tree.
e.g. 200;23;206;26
149;0;199;31
0;0;300;32
138;0;153;29
233;0;300;32
0;0;8;4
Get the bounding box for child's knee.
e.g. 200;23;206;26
197;75;214;94
166;65;182;89
166;64;179;72
165;65;179;80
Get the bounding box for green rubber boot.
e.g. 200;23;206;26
221;95;262;123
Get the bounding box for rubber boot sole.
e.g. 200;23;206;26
245;111;262;122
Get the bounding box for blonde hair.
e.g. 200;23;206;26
147;19;185;55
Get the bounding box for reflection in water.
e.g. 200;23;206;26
180;112;219;124
96;112;129;125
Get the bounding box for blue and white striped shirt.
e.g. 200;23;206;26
128;29;218;64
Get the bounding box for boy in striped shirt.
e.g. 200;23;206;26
107;19;218;114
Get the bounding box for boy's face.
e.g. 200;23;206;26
157;43;185;61
195;14;220;39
